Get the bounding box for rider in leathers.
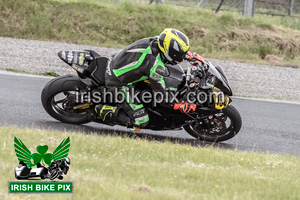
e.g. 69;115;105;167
95;28;203;128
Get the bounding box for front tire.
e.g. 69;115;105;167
41;75;91;124
50;170;59;180
184;105;242;142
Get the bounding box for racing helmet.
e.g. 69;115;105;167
158;28;190;64
65;157;71;165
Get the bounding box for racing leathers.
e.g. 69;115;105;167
102;37;169;128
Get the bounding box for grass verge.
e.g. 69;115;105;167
2;68;59;77
1;0;300;67
1;126;299;200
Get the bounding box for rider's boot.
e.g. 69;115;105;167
95;104;119;125
95;104;133;127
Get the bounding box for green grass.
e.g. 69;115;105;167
0;0;300;66
1;126;300;199
3;68;28;74
41;71;60;77
2;68;60;77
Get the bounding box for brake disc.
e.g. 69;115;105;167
196;116;226;135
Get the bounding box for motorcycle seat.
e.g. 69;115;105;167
90;57;108;86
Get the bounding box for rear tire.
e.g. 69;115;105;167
184;105;242;142
41;75;91;124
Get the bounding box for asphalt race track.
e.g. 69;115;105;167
0;70;299;156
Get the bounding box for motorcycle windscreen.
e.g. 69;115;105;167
207;62;232;95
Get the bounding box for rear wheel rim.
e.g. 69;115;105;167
50;90;88;120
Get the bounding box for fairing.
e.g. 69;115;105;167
163;64;184;89
206;61;232;96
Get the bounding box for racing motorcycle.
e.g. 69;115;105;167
41;50;242;142
47;158;71;180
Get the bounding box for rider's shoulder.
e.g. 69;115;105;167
149;38;160;57
124;38;151;52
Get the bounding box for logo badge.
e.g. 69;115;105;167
9;137;73;194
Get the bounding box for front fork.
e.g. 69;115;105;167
186;105;226;129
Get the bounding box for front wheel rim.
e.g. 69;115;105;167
188;113;235;140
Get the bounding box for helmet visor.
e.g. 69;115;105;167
169;47;187;63
168;39;188;63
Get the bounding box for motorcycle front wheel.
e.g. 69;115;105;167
184;105;242;142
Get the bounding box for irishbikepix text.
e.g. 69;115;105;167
74;86;226;107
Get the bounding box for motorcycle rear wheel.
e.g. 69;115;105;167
41;75;91;124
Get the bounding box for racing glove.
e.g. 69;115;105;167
173;102;197;113
185;51;205;64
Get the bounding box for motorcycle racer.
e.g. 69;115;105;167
95;28;204;128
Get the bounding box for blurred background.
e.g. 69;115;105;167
1;0;300;67
114;0;300;17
